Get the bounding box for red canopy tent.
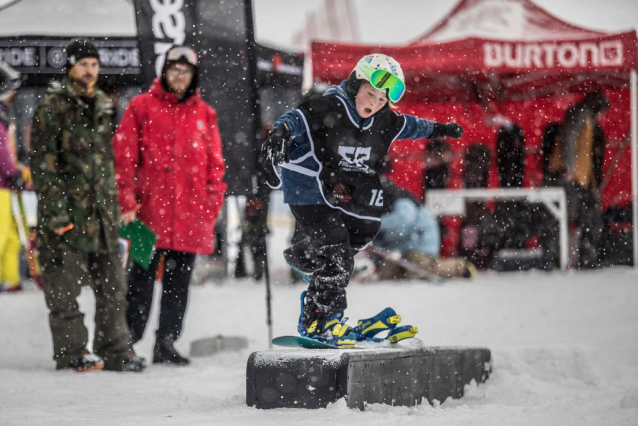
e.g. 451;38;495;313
311;0;638;260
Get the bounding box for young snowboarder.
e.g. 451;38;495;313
260;54;463;345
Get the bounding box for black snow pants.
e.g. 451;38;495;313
126;249;196;344
289;205;380;311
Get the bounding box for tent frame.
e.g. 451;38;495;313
631;69;638;266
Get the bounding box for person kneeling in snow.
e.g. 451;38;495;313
375;178;475;280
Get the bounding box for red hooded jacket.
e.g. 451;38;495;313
114;78;226;254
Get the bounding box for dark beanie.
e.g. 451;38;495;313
65;39;100;70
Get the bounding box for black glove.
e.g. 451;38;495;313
259;124;291;166
430;122;464;139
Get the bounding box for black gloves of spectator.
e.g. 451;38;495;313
430;122;464;139
260;124;291;166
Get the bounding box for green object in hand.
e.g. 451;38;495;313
119;219;157;270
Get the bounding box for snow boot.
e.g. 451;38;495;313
297;291;342;336
297;290;351;345
103;351;147;372
153;339;190;365
68;351;104;373
120;352;147;372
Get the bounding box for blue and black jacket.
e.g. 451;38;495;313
272;81;436;220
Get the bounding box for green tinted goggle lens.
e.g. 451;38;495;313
369;69;405;103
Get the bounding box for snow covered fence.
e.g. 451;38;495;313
246;346;491;410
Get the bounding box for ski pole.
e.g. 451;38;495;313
263;242;273;349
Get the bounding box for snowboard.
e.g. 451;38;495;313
272;335;423;350
272;336;339;349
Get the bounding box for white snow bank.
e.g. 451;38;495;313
1;245;637;425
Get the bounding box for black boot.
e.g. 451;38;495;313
67;351;104;373
153;339;190;365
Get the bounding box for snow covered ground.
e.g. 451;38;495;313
1;215;638;425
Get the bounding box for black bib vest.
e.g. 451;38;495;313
297;95;406;219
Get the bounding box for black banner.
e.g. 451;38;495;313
0;37;142;84
132;0;198;87
197;0;261;196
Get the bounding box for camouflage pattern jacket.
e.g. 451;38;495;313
30;78;120;253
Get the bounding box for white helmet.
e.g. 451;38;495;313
353;54;405;103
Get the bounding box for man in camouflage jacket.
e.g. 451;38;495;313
30;39;144;372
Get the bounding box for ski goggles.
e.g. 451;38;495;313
166;46;198;67
359;63;405;103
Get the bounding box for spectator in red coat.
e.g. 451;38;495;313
113;46;226;365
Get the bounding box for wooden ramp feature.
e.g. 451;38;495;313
246;346;491;410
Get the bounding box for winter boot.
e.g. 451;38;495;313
297;290;343;342
120;352;147;372
354;307;401;338
103;351;147;372
67;351;104;373
153;339;190;365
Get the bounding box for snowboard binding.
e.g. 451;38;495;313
353;307;402;338
297;291;418;347
297;291;356;347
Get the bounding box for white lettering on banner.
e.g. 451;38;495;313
600;41;624;66
557;44;578;67
580;43;599;67
503;43;522;67
542;44;558;68
47;48;66;68
98;48;141;68
149;0;186;76
523;44;543;68
0;48;36;67
483;40;624;69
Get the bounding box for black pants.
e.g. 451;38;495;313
126;249;196;343
565;182;603;268
40;249;131;370
289;205;380;310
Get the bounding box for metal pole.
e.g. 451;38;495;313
558;189;569;271
631;69;638;267
263;243;274;349
245;0;272;347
